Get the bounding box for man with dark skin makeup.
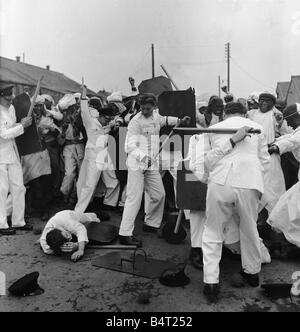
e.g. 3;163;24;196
204;96;224;127
248;93;289;214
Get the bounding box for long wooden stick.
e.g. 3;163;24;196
27;76;44;117
173;128;261;135
161;65;179;91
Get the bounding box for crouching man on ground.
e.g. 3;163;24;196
39;210;100;262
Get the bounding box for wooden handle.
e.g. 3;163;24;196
27;76;44;118
173;128;261;135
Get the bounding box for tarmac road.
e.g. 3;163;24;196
1;211;300;312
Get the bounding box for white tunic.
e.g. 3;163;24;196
0;105;24;164
268;127;300;246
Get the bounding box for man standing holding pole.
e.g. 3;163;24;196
118;93;190;247
199;102;269;303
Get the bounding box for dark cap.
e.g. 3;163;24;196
8;272;44;297
0;84;14;97
259;93;276;105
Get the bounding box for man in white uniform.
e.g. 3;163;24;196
75;87;120;214
200;102;269;303
118;93;190;247
0;84;33;235
247;92;290;212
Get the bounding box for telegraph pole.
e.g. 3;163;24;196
225;42;231;93
218;75;221;97
152;44;155;78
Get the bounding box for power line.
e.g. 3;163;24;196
114;47;152;88
157;43;221;50
231;57;274;91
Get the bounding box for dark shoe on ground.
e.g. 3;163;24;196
0;228;16;236
203;284;219;304
190;248;203;270
13;224;33;232
240;271;260;287
119;236;142;247
142;224;159;234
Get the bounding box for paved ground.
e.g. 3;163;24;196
1;210;300;312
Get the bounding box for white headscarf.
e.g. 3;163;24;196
58;94;76;110
107;91;123;103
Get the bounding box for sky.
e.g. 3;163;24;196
1;0;300;100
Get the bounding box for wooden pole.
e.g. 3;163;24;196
152;44;155;78
160;65;179;91
27;76;44;117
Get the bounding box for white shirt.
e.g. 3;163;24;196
80;100;111;164
125;110;178;170
39;210;100;255
205;116;269;194
0;104;24;164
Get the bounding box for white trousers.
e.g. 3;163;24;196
203;176;262;284
190;210;240;248
0;162;26;229
190;210;271;264
75;158;120;213
119;169;165;236
6;194;12;216
61;144;84;196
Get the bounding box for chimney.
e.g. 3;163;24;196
46;65;50;71
16;56;21;62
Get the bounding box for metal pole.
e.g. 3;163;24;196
152;44;155;78
218;75;221;97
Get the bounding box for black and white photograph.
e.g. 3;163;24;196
1;0;300;316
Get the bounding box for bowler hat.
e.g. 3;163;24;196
8;272;44;297
159;266;190;287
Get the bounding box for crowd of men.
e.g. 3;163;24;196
2;77;300;304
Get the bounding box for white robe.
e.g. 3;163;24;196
248;108;286;212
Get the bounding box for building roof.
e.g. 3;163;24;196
286;76;300;105
276;81;290;101
0;56;96;95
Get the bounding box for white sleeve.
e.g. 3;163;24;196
276;130;300;155
0;124;24;140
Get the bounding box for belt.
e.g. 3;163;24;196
65;140;83;146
